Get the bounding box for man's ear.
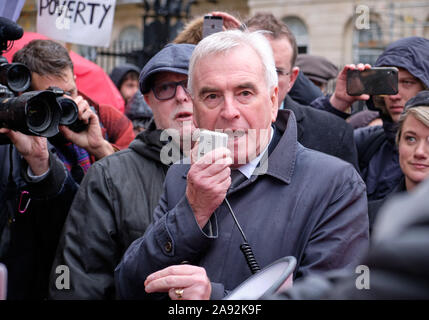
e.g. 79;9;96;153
143;94;153;111
288;66;300;90
271;86;279;123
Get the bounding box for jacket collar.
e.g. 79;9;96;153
283;95;304;142
283;95;304;121
267;109;298;184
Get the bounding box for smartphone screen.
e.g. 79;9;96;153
346;67;399;96
202;16;223;39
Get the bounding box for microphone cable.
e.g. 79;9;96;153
224;198;261;274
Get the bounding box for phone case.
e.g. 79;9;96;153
346;67;398;96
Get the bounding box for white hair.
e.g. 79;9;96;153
187;29;278;95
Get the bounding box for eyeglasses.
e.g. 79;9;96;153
276;68;290;76
152;79;189;100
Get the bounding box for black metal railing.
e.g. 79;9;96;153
95;39;144;74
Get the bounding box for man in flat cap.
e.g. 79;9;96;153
49;43;196;300
296;54;339;93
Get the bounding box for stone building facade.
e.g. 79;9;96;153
16;0;429;72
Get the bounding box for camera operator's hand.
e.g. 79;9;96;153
59;95;114;160
329;63;371;112
0;128;49;176
186;145;232;228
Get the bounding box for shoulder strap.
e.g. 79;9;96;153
358;129;386;171
0;145;18;258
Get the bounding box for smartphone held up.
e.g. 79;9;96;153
346;67;399;96
202;15;223;38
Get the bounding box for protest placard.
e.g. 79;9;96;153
37;0;116;47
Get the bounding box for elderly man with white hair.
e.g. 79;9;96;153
115;30;369;300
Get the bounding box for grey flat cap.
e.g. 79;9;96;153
296;54;339;84
139;43;195;93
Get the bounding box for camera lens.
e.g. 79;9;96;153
6;63;31;92
26;100;52;133
58;97;78;125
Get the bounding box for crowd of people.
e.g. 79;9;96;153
0;10;428;301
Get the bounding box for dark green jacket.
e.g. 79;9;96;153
49;121;171;299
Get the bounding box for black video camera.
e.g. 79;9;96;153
0;17;64;144
0;85;62;138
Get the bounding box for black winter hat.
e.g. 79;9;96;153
109;63;141;89
404;90;429;112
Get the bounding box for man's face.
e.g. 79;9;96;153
267;36;299;106
144;72;195;134
31;68;78;98
398;113;429;190
191;45;278;166
383;68;425;122
120;77;139;104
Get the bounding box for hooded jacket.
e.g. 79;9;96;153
375;37;429;90
109;64;141;90
49;121;173;299
311;37;429;201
